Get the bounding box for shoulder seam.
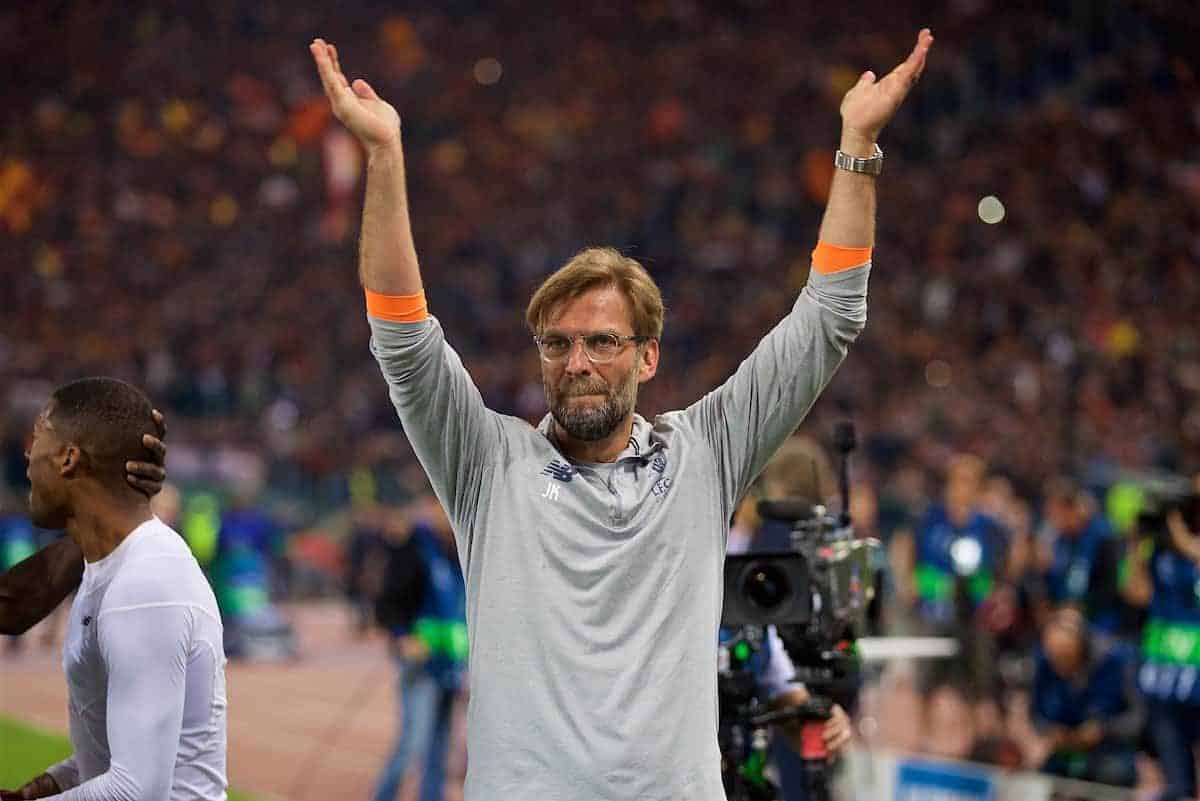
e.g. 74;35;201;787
99;601;222;626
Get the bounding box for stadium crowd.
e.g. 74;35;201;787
4;0;1200;797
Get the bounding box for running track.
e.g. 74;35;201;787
0;602;466;801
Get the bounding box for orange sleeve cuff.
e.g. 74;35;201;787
365;289;429;322
811;242;872;275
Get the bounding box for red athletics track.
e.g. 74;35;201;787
0;601;467;801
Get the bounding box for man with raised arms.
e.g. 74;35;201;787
309;29;932;801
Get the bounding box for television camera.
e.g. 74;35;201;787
718;423;882;801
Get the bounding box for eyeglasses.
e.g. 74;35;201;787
534;332;650;364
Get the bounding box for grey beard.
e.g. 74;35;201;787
547;373;637;442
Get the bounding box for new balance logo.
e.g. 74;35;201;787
541;460;575;482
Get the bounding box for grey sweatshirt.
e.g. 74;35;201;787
368;263;869;801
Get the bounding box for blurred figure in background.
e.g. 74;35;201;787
1037;477;1134;638
215;481;295;660
373;495;466;801
1029;607;1140;788
0;490;37;574
892;454;1017;707
923;682;978;762
1;490;39;652
893;454;1010;632
150;481;183;528
729;434;838;555
345;502;392;636
727;433;854;800
1124;486;1200;801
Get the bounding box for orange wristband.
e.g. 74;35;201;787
365;289;429;322
811;242;872;275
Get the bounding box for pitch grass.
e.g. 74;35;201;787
0;716;259;801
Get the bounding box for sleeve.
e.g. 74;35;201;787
44;757;80;791
44;603;192;801
368;315;505;561
760;625;800;700
1028;654;1055;732
1095;649;1145;743
681;262;869;519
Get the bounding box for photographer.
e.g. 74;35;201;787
893;454;1011;631
1123;489;1200;801
1029;608;1141;788
1037;478;1133;638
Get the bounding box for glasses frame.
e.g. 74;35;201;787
533;332;651;364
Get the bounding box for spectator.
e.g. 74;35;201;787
6;2;1198;522
373;496;467;801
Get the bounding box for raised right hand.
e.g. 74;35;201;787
309;39;401;152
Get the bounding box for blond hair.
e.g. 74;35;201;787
761;435;837;502
525;247;664;338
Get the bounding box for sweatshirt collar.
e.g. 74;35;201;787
537;413;663;465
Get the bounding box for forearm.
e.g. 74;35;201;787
360;141;422;295
816;130;877;248
0;536;83;635
45;758;80;792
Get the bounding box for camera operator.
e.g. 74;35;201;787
717;608;854;757
1124;490;1200;801
730;492;854;745
726;436;854;800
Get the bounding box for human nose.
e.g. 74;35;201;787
563;337;593;373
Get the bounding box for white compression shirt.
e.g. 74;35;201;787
43;517;227;801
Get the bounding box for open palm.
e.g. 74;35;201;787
840;29;933;143
309;38;401;151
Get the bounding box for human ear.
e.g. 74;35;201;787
638;339;660;384
60;444;83;478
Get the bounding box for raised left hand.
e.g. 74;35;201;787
126;408;167;497
840;29;934;146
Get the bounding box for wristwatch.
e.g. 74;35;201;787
834;143;884;176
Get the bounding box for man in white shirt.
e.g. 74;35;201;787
2;377;227;801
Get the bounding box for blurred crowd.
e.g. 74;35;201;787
4;0;1200;797
4;0;1199;513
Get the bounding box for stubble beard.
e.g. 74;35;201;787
546;365;639;442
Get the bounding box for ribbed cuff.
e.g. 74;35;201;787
365;289;429;322
811;242;872;274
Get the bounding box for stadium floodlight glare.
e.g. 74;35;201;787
978;195;1005;224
